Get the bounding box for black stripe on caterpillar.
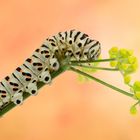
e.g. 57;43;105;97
0;29;101;108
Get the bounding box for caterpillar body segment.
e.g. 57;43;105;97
13;65;38;96
33;45;51;63
0;82;11;105
24;56;45;76
1;75;24;105
0;29;101;108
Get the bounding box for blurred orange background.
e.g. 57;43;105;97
0;0;140;140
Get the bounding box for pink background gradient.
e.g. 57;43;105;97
0;1;140;140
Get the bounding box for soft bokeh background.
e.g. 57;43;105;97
0;0;140;140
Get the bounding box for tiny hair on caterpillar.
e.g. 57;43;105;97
0;29;101;108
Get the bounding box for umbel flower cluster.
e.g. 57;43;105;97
109;47;140;114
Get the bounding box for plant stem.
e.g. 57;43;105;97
71;58;115;64
133;100;140;107
70;64;119;71
0;65;68;117
70;66;134;98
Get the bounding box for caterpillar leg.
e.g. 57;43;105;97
25;79;38;96
49;58;60;71
0;99;4;108
11;89;24;105
38;67;51;84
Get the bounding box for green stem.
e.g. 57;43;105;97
70;66;134;98
133;100;140;107
70;63;119;71
71;58;115;64
0;65;68;117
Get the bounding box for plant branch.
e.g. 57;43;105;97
133;100;140;107
70;66;134;98
70;63;119;71
71;58;116;64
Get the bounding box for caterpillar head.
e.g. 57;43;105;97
89;41;101;60
38;70;51;84
83;40;101;60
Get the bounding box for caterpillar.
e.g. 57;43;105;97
0;29;101;108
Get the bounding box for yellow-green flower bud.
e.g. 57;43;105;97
130;106;137;115
109;47;118;55
135;92;140;99
124;75;131;84
110;61;117;67
128;56;136;64
133;81;140;91
120;63;129;71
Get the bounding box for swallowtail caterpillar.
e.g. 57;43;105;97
0;29;101;109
